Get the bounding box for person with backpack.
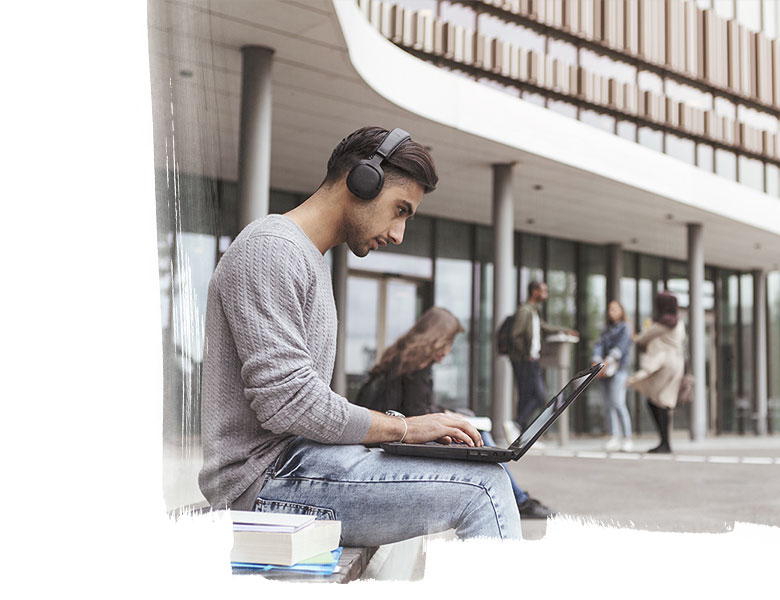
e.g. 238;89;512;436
356;306;555;520
509;281;578;431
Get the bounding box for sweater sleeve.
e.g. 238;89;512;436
217;234;371;444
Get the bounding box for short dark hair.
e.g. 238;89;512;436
320;126;438;193
528;280;544;298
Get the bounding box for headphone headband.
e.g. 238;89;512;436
372;128;411;161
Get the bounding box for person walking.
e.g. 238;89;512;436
510;281;578;431
356;306;555;519
627;291;686;454
592;300;634;452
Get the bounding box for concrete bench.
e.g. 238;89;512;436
170;502;378;583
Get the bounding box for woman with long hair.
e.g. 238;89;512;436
356;306;555;520
627;291;686;454
592;300;634;452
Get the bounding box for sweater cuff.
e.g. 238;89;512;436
334;402;372;444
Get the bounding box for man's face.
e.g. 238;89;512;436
344;180;424;257
534;283;549;303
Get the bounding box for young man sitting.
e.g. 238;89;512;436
198;127;522;546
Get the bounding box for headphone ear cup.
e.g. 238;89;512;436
347;160;384;200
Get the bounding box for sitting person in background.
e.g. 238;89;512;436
356;306;555;520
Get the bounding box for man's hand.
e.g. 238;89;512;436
406;413;483;446
362;411;483;447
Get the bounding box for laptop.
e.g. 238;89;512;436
381;362;604;463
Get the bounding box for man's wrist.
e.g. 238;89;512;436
386;410;408;443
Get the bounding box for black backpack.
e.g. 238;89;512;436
496;315;515;355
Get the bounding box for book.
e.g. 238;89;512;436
230;519;342;567
229;510;315;533
231;547;343;575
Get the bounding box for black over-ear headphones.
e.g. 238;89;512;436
346;128;411;200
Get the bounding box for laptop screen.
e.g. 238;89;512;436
507;365;600;455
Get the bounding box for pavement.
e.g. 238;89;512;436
508;433;780;540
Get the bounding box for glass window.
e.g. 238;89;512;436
764;0;778;39
638;127;663;151
667;261;690;309
740;273;754;418
396;0;437;13
345;276;379;377
766;163;780;197
580;109;616;133
512;23;547;54
577;244;606;434
439;0;476;29
714;97;736;119
621;251;638;327
718;271;740;433
637;254;664;433
736;0;762;31
666;134;696;165
637;70;663;94
664;79;713;111
737;105;779;131
617;120;637;141
715;149;737;180
695;0;712;7
768;272;780;433
433;219;473;411
548;99;578;119
580;49;637;85
519;232;544;303
548;38;578;64
474;227;495;416
738;156;765;192
697;143;715;171
714;0;734;20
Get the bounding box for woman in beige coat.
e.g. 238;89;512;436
627;291;686;454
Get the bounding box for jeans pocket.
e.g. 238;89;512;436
254;498;336;521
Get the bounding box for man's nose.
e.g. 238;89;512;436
388;221;406;245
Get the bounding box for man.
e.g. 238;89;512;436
199;127;521;546
510;281;578;431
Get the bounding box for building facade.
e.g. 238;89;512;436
150;0;780;487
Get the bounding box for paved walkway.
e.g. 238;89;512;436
509;433;780;541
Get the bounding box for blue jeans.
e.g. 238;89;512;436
513;359;546;430
254;437;523;546
600;370;632;437
480;430;528;505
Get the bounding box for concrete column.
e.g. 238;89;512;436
687;223;707;441
332;243;349;397
238;46;274;228
606;243;623;304
753;269;768;435
491;164;515;447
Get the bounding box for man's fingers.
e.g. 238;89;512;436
449;418;483;446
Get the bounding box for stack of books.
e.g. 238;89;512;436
229;511;342;575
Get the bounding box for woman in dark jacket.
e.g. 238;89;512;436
356;306;554;520
591;300;634;452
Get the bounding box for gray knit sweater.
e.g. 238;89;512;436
198;214;373;509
